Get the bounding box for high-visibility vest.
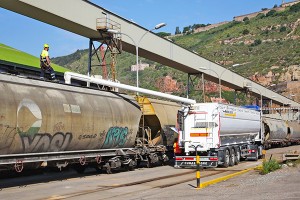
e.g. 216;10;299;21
40;49;49;62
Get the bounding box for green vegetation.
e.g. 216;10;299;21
261;159;281;174
49;3;300;101
0;43;69;73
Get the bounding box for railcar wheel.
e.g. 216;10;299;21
94;164;102;173
223;149;230;168
14;160;24;173
104;163;112;174
146;158;152;168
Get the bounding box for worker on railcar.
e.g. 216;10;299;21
40;44;58;82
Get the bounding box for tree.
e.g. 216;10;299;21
192;24;207;30
273;4;278;8
175;27;181;35
183;26;191;34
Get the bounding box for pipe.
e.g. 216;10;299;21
64;72;196;105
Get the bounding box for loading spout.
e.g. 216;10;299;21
64;72;196;105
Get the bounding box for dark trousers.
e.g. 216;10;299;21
40;62;56;79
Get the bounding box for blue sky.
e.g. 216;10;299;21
0;0;294;57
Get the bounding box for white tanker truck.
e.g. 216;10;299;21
174;103;264;168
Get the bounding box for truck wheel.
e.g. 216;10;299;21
223;149;230;168
229;149;235;167
254;151;259;161
235;149;241;165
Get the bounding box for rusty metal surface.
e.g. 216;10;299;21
0;74;141;155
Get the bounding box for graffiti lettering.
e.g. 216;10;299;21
102;127;129;148
21;132;72;153
78;134;97;140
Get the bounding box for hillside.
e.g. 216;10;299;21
0;43;69;73
52;3;300;103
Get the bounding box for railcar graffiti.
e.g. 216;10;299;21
20;132;72;153
102;127;129;148
78;134;97;140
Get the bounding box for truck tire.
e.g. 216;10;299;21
235;149;241;165
229;149;235;167
254;150;259;161
223;149;230;168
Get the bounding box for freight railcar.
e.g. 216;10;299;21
0;73;169;173
135;96;181;149
262;114;300;149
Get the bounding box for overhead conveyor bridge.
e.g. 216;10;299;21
0;0;299;106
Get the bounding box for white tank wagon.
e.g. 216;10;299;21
262;115;300;148
287;121;300;141
0;73;167;173
262;116;288;141
175;103;262;168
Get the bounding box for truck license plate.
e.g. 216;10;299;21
177;161;217;168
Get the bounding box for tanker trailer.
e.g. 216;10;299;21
175;103;263;168
0;73;143;173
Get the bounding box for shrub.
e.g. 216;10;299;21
280;26;287;32
243;17;249;22
266;10;277;17
289;2;300;12
156;32;171;37
256;13;265;19
261;159;281;174
243;29;250;35
251;39;262;46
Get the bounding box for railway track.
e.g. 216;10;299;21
0;164;256;200
0;145;299;200
37;169;231;200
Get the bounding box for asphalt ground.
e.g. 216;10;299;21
0;145;299;200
